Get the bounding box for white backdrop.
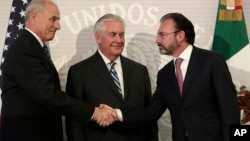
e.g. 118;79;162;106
1;0;250;141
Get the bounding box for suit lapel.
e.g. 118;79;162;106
120;56;130;101
182;47;202;98
24;30;59;83
42;53;58;74
92;52;124;101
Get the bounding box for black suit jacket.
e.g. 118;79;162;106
1;30;94;141
65;51;158;141
123;46;240;141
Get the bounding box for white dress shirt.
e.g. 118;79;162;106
98;49;124;96
174;45;193;81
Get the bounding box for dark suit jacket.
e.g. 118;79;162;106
65;51;158;141
1;30;94;141
122;46;240;141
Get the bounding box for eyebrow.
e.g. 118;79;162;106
109;31;124;34
49;16;60;20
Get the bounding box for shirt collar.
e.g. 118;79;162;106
98;49;121;66
174;44;193;61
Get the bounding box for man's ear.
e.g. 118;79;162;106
30;12;39;23
95;32;102;44
177;30;186;42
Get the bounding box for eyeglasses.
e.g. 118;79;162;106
157;31;180;38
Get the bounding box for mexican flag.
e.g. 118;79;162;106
212;0;250;124
212;0;250;89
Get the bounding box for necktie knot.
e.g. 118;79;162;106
109;61;116;69
43;45;51;59
175;58;183;68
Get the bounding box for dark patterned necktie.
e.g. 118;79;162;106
175;58;183;96
43;45;51;59
42;45;55;66
109;61;122;94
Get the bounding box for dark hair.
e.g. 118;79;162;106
160;13;195;44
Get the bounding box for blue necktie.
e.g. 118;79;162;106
109;61;122;94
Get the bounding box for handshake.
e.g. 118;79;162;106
92;104;119;127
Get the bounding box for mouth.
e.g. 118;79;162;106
51;31;56;34
113;45;123;48
112;43;124;48
157;43;163;47
158;45;164;50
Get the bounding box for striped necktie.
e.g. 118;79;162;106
109;61;122;94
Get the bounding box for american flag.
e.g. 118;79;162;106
0;0;32;117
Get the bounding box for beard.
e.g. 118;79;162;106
159;47;172;55
158;39;179;56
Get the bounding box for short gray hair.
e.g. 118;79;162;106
94;13;126;33
25;0;55;22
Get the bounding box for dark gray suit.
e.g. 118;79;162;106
65;51;158;141
122;46;240;141
1;30;94;141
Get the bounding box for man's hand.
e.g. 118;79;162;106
92;104;118;127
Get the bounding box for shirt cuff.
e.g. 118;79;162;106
115;109;123;121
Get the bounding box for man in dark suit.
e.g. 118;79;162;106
0;1;113;141
65;13;158;141
100;13;240;141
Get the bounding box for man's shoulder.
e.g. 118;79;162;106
121;56;147;69
193;46;218;54
69;54;97;69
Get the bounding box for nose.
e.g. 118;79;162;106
156;36;161;44
115;34;123;42
55;21;61;30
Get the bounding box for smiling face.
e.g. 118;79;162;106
33;1;61;42
95;21;125;61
